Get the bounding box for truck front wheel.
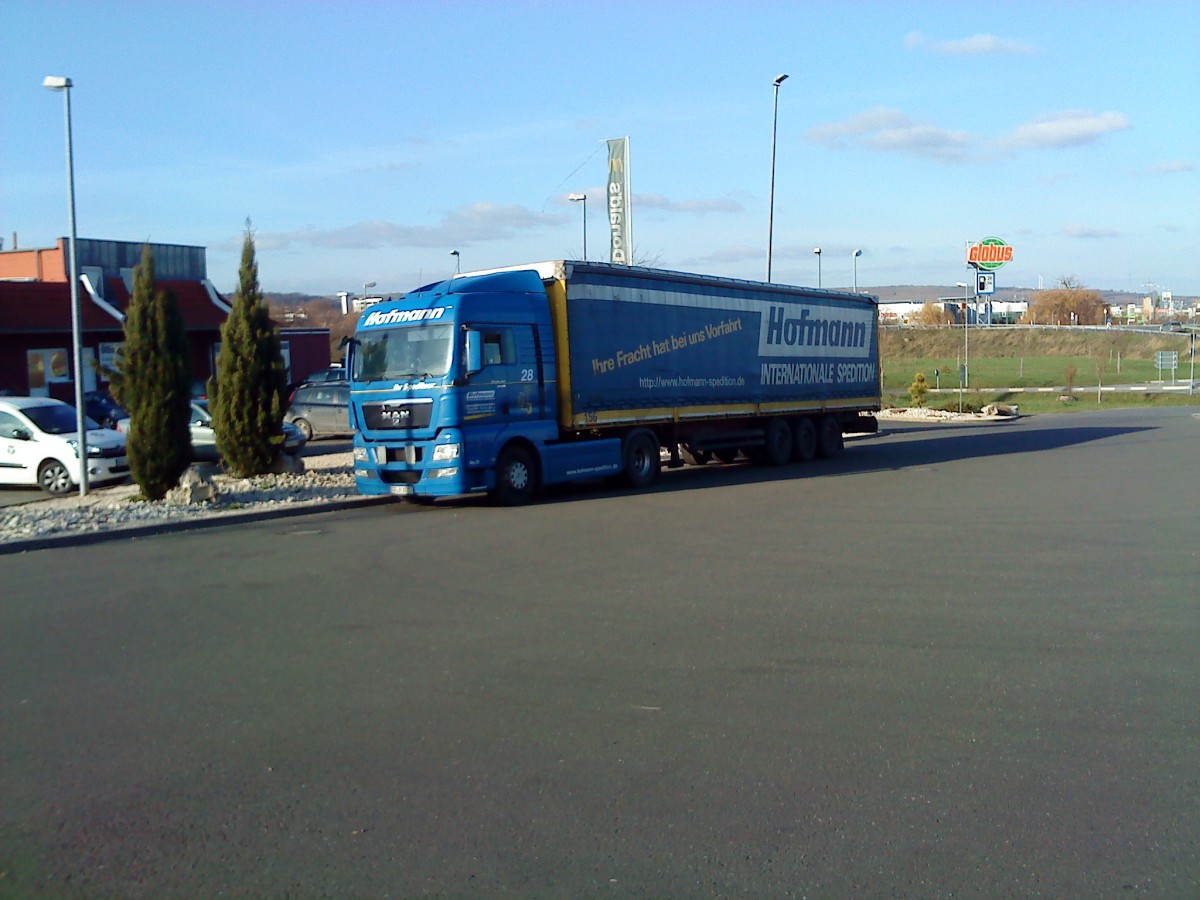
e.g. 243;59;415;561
622;431;660;488
492;446;537;506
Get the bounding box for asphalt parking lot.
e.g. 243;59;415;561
2;410;1198;896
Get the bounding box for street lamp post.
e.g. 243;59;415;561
766;73;788;282
852;248;862;293
43;75;87;496
568;193;587;260
814;247;822;288
956;280;970;413
450;250;460;274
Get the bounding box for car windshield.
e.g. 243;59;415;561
354;324;453;380
22;403;100;434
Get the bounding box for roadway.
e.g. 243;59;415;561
3;408;1198;895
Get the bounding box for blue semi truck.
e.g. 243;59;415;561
347;260;879;504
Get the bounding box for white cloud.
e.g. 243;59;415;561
634;193;744;214
806;107;978;162
252;203;564;252
1148;160;1194;174
905;30;1039;56
1000;111;1131;149
695;245;762;264
1063;225;1120;239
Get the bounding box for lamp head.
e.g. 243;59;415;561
43;75;72;91
568;193;586;202
813;247;821;255
773;74;789;86
853;249;863;258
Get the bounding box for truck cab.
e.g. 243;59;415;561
348;268;620;503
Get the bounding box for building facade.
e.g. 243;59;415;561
0;238;330;402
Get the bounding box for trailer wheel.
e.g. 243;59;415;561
792;417;818;463
622;430;661;488
760;418;793;466
492;445;537;506
817;414;844;458
714;449;740;464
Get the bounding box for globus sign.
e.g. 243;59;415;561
966;236;1013;271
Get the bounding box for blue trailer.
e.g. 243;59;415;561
348;261;879;504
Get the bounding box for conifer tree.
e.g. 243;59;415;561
210;223;288;476
107;244;193;500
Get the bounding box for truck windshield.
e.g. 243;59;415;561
353;324;454;381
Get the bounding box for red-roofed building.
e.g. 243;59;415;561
1;238;330;401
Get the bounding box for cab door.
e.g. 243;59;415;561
463;324;544;454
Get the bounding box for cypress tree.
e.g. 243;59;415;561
210;224;288;476
107;244;193;500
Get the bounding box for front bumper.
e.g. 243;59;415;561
353;430;473;498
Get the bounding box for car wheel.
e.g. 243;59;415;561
293;418;313;441
38;459;74;496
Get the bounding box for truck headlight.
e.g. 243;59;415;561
428;466;458;479
432;443;460;461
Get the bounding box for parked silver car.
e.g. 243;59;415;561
116;401;306;462
284;382;352;440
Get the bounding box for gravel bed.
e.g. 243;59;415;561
1;451;358;544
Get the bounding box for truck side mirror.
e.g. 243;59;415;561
464;330;482;376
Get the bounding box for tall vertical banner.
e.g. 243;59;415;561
606;137;631;265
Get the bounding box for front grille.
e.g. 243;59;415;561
380;470;421;486
362;401;432;430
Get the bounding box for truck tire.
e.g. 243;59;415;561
791;417;818;463
492;445;537;506
760;418;793;466
622;430;660;488
714;448;740;464
817;414;844;458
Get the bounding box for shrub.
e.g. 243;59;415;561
209;225;289;477
908;372;929;407
106;245;193;500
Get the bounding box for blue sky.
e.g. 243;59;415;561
3;0;1197;297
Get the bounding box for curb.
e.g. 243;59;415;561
0;495;395;556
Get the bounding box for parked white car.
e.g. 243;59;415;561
0;397;130;495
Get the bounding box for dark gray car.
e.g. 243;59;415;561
285;382;351;440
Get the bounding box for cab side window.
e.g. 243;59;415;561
481;330;516;367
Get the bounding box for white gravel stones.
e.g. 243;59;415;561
1;452;359;544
